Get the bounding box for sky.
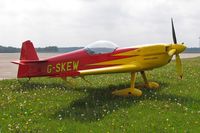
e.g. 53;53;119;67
0;0;200;48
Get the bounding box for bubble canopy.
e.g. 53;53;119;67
84;40;118;54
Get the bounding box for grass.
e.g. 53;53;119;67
0;57;200;132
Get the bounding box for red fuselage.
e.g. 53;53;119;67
25;47;136;78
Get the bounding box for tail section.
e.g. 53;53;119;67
20;40;39;60
12;40;47;78
18;40;39;78
17;64;29;78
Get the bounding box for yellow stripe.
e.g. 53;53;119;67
113;49;140;56
89;56;137;66
80;64;140;75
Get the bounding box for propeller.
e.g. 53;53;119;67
176;54;183;78
168;18;185;78
171;18;177;44
168;49;176;56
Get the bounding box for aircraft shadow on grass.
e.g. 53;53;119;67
50;81;199;123
15;79;199;123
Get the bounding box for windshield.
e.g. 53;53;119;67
85;40;118;54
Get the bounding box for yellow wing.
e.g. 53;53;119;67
79;63;141;76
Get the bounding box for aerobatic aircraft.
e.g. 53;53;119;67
12;19;186;96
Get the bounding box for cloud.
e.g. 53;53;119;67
0;0;199;47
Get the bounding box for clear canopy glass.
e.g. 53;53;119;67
85;40;118;54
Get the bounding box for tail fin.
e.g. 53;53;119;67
20;40;39;60
17;40;39;78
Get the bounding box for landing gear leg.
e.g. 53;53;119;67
80;76;92;85
61;77;75;87
112;72;142;96
140;71;159;89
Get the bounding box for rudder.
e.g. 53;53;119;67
17;40;39;78
20;40;39;60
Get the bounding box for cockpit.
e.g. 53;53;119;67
84;40;118;54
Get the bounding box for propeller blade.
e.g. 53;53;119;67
168;49;176;56
171;18;177;44
176;54;183;78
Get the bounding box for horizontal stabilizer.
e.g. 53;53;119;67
11;60;47;65
11;60;25;65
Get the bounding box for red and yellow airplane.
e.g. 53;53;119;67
12;19;186;96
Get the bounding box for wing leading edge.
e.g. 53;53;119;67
79;63;141;76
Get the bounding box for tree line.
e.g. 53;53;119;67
0;45;58;53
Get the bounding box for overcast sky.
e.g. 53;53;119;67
0;0;200;47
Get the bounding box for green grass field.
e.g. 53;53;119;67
0;57;200;132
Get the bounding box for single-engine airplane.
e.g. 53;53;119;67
12;19;186;96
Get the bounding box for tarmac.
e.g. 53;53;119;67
0;53;58;80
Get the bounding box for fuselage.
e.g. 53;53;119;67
27;43;173;78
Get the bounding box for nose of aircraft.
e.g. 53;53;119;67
171;43;186;54
167;43;186;79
